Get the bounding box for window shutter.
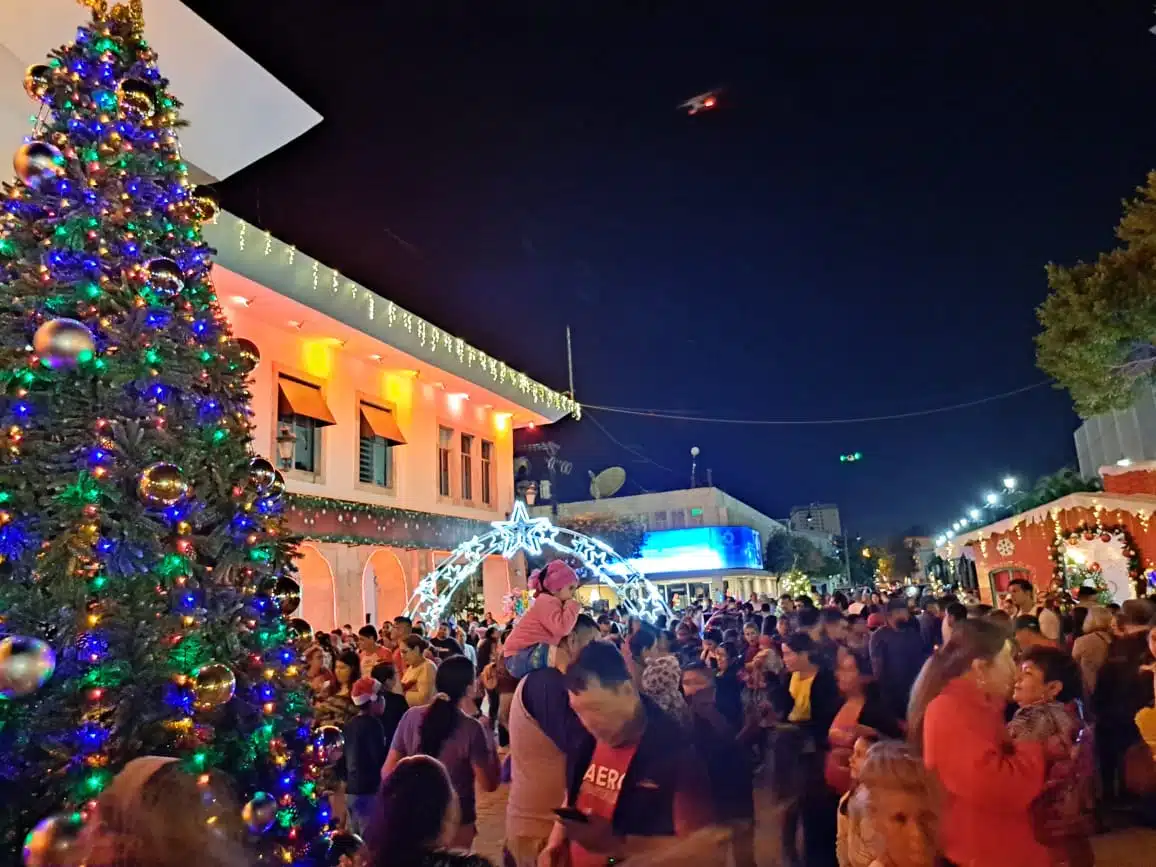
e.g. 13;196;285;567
359;435;374;484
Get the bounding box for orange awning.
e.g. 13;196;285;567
360;404;407;445
278;377;336;426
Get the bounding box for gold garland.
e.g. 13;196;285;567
78;0;145;34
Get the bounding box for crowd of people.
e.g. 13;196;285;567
65;569;1156;867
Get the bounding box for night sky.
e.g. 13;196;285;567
182;1;1156;538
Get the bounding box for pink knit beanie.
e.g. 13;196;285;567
528;560;579;595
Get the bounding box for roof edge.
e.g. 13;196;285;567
205;212;579;424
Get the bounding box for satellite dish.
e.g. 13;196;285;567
589;467;626;499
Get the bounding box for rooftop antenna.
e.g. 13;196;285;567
589;467;626;499
690;446;700;488
566;325;576;400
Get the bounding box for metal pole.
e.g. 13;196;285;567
566;326;575;399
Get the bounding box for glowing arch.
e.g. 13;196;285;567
405;502;671;624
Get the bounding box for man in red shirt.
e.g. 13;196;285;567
539;641;710;867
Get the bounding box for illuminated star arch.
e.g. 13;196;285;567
404;501;671;624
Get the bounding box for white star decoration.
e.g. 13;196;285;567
490;500;558;557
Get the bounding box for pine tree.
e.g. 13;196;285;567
0;1;322;860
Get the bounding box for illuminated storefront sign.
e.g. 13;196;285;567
627;526;764;575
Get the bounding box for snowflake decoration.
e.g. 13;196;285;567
996;537;1015;557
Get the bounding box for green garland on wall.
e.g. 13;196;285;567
295;534;468;551
286;493;493;551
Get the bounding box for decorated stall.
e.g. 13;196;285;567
940;462;1156;605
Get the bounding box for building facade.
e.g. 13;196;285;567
790;503;842;536
534;487;785;601
208;213;576;631
937;463;1156;606
1074;382;1156;479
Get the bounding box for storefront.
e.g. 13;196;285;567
938;462;1156;605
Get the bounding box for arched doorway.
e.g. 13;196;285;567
298;544;337;632
363;548;409;626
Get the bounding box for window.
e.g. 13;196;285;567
359;402;406;488
670;509;686;529
480;440;494;506
460;434;475;501
652;511;668;530
277;374;335;475
437;427;453;497
688;510;704;527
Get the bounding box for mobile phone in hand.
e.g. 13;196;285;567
554;807;589;824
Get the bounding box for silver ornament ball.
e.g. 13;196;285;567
241;792;278;834
248;456;276;491
23;813;83;867
14;141;63;188
143;257;184;298
0;635;56;699
33;319;95;369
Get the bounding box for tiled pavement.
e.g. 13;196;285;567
472;783;1156;866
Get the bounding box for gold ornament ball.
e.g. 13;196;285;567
235;337;260;372
14;141;63;189
271;576;301;616
287;618;312;643
192;663;236;711
23;65;52;102
23;814;83;867
116;77;155;119
248;456;276;491
312;725;344;766
144;257;184;297
33;318;95;369
0;636;56;699
241;792;277;834
190;186;219;223
137;462;189;509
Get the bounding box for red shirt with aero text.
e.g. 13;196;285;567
570;740;639;867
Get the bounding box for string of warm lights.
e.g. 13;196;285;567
203;214;581;420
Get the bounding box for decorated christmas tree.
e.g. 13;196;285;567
0;1;324;861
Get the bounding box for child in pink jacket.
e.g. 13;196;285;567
503;560;580;678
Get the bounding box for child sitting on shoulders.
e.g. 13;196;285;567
502;560;580;678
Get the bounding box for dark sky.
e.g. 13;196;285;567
182;1;1156;538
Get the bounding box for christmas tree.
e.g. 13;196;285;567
0;1;324;861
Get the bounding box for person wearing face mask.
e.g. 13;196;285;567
909;619;1048;867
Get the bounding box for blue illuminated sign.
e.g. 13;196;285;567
628;526;764;575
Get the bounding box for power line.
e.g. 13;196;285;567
584;411;678;474
581;381;1050;426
